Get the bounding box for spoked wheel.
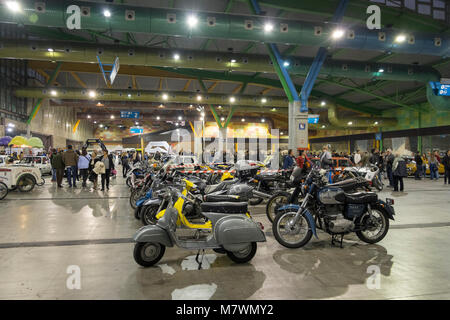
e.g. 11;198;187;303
17;175;36;192
0;182;8;200
356;208;389;244
266;191;290;223
226;242;257;263
133;242;166;267
129;189;142;209
273;211;313;248
141;205;159;225
36;178;45;186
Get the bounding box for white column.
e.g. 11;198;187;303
289;101;309;150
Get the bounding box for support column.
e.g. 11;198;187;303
289;101;309;150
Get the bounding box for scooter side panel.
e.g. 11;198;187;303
213;216;266;245
133;225;174;247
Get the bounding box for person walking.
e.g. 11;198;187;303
429;153;439;181
414;151;423;180
392;153;407;192
89;150;99;190
122;153;130;178
51;149;65;188
78;149;91;188
443;150;450;185
62;145;79;188
99;150;115;191
385;149;394;188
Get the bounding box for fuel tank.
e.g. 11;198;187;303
318;187;345;205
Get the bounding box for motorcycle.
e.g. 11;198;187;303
341;164;383;191
133;182;266;268
272;166;395;248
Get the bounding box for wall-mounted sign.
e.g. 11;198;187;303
429;81;450;96
299;123;306;130
130;126;143;134
375;132;382;141
121;111;140;119
308;114;320;124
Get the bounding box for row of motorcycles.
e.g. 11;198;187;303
127;158;395;268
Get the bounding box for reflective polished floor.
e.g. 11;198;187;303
0;170;449;300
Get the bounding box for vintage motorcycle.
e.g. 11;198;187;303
272;166;395;248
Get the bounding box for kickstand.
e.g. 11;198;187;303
331;234;344;248
195;249;205;270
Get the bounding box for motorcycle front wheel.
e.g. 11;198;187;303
129;189;142;209
273;211;312;248
133;242;165;267
356;207;389;244
226;242;257;263
141;205;159;225
266;191;291;223
0;181;8;200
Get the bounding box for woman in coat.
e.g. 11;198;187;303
99;150;115;191
392;153;407;192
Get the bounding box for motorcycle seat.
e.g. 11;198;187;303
343;192;378;204
204;194;242;202
205;179;238;194
329;178;368;191
201;202;248;214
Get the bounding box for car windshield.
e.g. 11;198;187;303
20;157;41;164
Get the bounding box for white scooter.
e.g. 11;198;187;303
342;164;383;191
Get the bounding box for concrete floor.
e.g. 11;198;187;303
0;170;449;300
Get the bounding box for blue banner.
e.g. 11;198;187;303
429;82;450;96
130;127;143;134
121;111;140;119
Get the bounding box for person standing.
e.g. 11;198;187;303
434;150;441;179
319;145;333;169
385;149;395;188
282;149;295;169
354;149;361;166
62;145;79;188
443;150;450;185
99;150;115;191
89;150;99;190
78;149;91;188
414;152;423;180
429;153;439;181
51;149;65;188
49;148;57;182
122;153;130;178
392;153;407;192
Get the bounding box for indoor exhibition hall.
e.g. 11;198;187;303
0;0;450;304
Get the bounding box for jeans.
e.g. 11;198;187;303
52;168;56;181
101;169;111;190
393;175;404;191
386;166;394;186
430;164;438;180
123;164;130;178
414;165;422;179
66;166;77;186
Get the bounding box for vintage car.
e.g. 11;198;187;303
18;156;52;175
0;164;44;192
405;156;445;176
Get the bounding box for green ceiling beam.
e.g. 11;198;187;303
370;52;397;63
333;80;391;98
282;45;298;56
198;78;223;128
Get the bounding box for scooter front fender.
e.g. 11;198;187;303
142;197;161;206
133;225;174;247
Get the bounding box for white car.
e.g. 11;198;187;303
18;156;52;175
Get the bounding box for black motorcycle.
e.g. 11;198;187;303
272;166;395;248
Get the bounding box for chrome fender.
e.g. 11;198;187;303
133;225;174;247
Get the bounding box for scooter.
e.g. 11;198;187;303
133;181;266;268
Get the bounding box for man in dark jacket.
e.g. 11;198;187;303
62;145;79;188
51;149;65;188
282;149;295;169
385;149;395;188
443;150;450;185
414;152;423;180
393;153;407;192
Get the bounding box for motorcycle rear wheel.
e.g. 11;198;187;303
266;191;291;223
356;207;389;244
226;242;257;263
141;205;159;225
273;211;312;248
134;242;165;267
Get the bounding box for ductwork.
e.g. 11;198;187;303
0;0;448;57
310;101;398;128
426;86;450;112
0;40;440;84
14;87;289;108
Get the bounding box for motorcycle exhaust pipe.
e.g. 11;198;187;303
252;190;272;199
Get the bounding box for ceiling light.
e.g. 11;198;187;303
7;123;15;127
189;104;193;108
6;1;20;12
50;90;57;96
261;118;265;123
264;23;273;32
162;93;168;100
374;121;379;125
47;48;54;52
197;95;202;101
127;93;132;98
87;115;91;119
230;59;236;63
378;68;384;73
280;132;284;135
241;118;245;122
156;116;160;120
261;98;267;103
347;121;353;125
221;117;225;121
187;15;198;28
6;127;13;133
229;96;236;103
271;108;276;111
103;10;111;17
88;90;96;98
175;123;179;126
178;116;182;120
331;29;345;39
94;121;97;124
395;34;406;43
173;53;180;60
321;101;326;106
321;125;326;128
283;61;290;67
